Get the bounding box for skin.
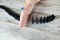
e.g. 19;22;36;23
19;0;40;29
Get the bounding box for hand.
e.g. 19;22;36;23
19;0;40;29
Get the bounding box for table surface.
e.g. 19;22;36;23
0;0;60;40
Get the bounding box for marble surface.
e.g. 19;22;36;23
0;0;60;40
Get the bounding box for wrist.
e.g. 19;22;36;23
31;0;40;5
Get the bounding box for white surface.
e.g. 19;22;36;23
0;0;60;40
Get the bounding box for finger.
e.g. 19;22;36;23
19;0;40;29
19;14;29;29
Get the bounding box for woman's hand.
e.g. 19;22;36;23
19;0;40;29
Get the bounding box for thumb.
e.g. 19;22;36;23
19;13;29;29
